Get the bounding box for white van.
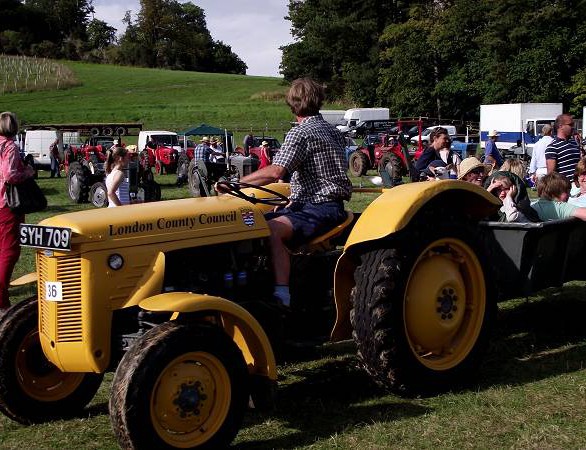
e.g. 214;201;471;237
337;108;390;133
23;130;79;169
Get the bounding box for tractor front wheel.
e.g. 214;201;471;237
0;297;103;424
110;322;249;450
350;222;495;393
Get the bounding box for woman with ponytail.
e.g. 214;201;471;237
105;145;130;207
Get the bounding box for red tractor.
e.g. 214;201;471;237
348;133;416;186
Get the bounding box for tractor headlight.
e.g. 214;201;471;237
108;253;124;270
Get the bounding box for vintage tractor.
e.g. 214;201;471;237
348;133;417;186
5;179;586;448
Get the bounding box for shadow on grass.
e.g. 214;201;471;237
236;352;429;449
479;284;586;388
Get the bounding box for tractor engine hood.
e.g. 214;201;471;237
40;195;272;252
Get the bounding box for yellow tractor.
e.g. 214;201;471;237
2;179;582;448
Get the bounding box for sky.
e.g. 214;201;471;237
91;0;293;77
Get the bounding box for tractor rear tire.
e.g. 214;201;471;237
350;221;495;393
0;297;103;424
67;161;89;203
110;322;249;450
349;151;369;177
90;181;108;208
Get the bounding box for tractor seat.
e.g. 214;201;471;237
290;211;354;254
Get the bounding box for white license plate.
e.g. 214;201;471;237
19;224;72;251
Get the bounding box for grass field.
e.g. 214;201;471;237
0;63;585;449
0;61;350;144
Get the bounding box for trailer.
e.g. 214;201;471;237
479;103;562;158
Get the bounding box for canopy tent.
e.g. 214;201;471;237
179;123;235;153
179;124;233;137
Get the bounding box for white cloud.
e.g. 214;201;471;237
91;0;293;77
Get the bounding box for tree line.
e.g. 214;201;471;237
0;0;246;75
280;0;586;120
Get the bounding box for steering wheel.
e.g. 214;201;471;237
216;181;289;206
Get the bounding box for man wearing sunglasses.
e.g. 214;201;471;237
545;114;581;181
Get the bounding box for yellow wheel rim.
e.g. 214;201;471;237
404;238;486;371
151;351;231;448
16;330;85;402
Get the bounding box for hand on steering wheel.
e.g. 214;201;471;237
215;181;289;206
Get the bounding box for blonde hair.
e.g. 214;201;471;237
286;78;324;117
573;157;586;186
105;146;128;174
500;158;526;179
0;112;19;137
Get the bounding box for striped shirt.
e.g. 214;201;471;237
545;137;581;180
273;115;352;203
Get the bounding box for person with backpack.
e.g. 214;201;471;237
0;112;35;315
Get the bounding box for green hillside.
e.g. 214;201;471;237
0;61;299;135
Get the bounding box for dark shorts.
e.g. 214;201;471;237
265;201;346;247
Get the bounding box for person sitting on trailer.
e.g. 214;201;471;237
485;171;539;222
458;157;491;186
531;172;586;221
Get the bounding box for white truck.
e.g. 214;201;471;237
479;103;562;157
337;107;390;134
319;110;345;126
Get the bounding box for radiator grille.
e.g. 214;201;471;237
38;253;83;343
